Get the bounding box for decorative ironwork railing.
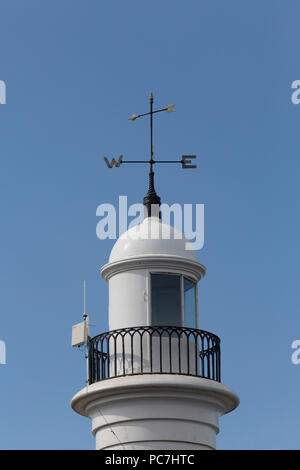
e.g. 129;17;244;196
88;326;221;384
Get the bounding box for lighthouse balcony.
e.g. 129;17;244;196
88;326;221;384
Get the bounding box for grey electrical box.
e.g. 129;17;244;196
72;318;89;347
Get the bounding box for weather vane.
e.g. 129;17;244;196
104;93;197;216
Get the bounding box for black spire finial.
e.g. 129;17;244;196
143;169;161;217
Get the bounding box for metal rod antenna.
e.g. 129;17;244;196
83;280;87;319
83;279;90;385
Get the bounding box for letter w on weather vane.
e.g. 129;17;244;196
104;93;197;172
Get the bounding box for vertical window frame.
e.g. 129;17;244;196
183;275;197;329
149;272;198;328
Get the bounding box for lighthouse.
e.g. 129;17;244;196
71;95;239;450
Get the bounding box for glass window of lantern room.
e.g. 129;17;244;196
183;277;197;329
151;274;182;326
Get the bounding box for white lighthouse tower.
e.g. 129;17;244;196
71;95;239;450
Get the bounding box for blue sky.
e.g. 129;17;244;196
0;0;300;449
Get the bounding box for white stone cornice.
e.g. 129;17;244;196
71;375;239;450
101;255;206;282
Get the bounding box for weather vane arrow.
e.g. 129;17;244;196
104;93;197;216
104;93;197;170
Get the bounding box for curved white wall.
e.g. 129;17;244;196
102;256;205;331
108;270;148;330
71;375;240;450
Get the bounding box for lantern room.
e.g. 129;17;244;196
101;215;206;331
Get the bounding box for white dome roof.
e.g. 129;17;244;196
109;217;197;263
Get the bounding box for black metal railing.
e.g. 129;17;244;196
88;326;221;384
